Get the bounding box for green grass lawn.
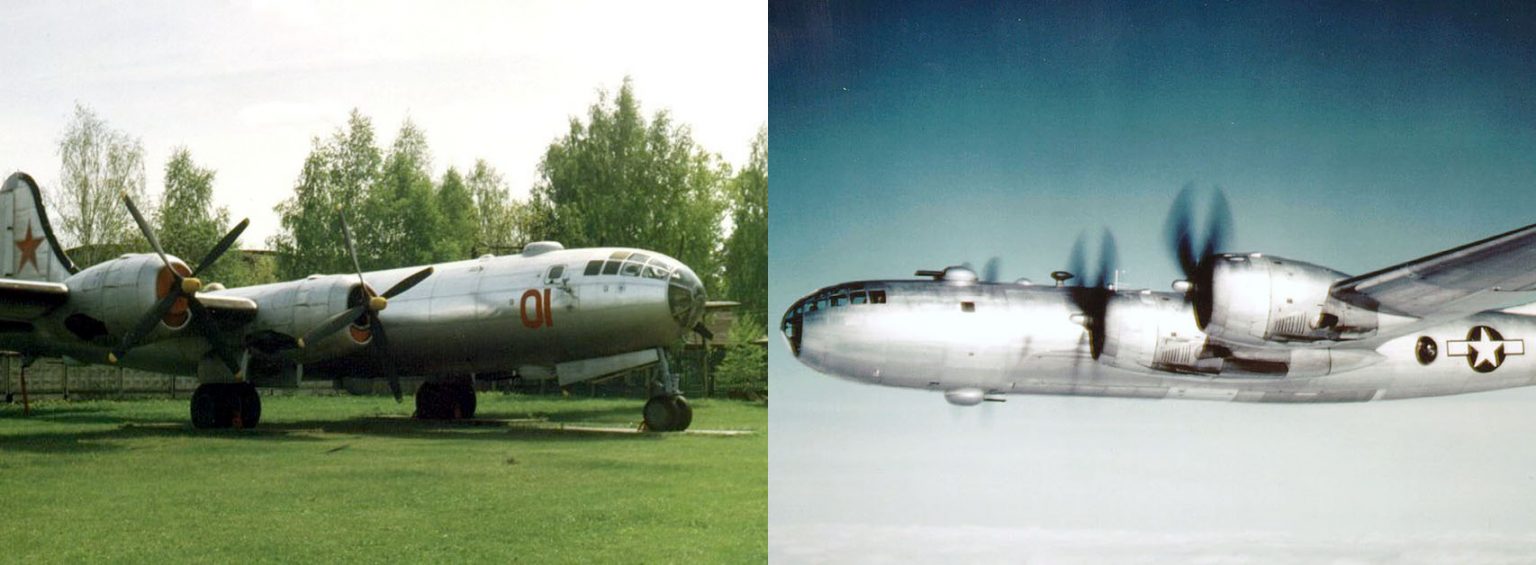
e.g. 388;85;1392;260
0;394;766;563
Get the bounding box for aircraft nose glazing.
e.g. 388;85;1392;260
780;299;804;357
667;263;707;331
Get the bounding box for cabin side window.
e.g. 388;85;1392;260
643;258;670;279
830;290;847;307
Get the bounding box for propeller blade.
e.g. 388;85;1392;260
337;209;367;290
693;321;714;341
191;218;250;278
1165;182;1199;279
114;291;181;359
1162;184;1235;330
382;266;435;299
1067;232;1087;287
122;193;175;273
1097;228;1118;289
1202;186;1232;262
982;257;1001;283
1089;229;1119;359
369;316;402;402
188;299;242;375
300;304;369;347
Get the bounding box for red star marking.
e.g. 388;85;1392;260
15;223;43;273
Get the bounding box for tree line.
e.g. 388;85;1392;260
46;78;768;330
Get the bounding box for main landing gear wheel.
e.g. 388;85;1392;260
643;395;692;432
190;382;261;429
414;381;476;420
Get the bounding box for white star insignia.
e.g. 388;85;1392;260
1467;330;1503;369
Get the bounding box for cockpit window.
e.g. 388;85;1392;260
851;291;867;305
643;258;670;279
602;260;622;275
584;260;602;276
870;290;887;304
610;251;631;260
547;265;565;282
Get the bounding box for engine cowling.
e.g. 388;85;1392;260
244;274;376;360
1201;254;1377;346
1102;291;1384;378
1102;292;1220;374
59;254;194;341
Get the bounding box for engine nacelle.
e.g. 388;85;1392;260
243;275;375;360
59;254;194;341
1102;292;1219;374
1102;291;1384;378
1203;254;1376;346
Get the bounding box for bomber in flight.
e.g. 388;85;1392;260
783;186;1536;406
0;172;708;431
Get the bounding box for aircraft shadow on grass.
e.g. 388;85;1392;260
0;404;688;455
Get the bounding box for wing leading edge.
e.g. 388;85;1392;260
1331;222;1536;325
0;277;69;321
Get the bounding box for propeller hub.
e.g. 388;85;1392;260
180;277;203;294
369;295;389;312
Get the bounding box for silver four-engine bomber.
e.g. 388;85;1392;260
0;172;708;431
783;188;1536;406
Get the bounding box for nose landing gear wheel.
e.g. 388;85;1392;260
643;395;692;432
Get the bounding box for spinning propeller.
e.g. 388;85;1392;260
1064;229;1118;359
298;209;433;402
1164;184;1233;329
114;194;249;375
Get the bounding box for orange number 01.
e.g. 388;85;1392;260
520;288;554;329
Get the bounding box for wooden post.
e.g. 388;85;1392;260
703;341;713;398
19;363;29;416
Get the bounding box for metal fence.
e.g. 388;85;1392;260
3;346;740;403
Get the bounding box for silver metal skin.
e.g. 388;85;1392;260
3;245;707;383
232;246;706;378
0;172;707;389
782;274;1536;406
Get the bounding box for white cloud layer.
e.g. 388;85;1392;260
772;524;1536;564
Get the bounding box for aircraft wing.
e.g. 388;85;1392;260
199;293;260;325
0;278;69;321
1331;222;1536;325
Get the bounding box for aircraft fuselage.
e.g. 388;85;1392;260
782;280;1536;403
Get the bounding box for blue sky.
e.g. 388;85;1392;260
770;2;1536;560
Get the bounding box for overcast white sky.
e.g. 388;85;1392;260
0;0;766;246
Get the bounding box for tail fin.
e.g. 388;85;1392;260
1;173;76;282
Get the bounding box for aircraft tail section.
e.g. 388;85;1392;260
0;173;76;283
